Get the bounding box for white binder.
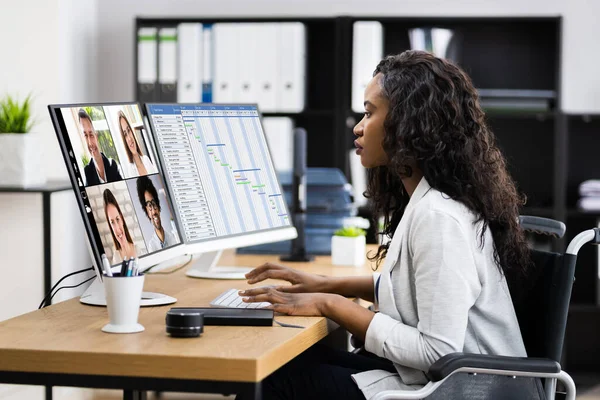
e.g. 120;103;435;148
158;27;178;101
237;24;259;104
137;27;158;102
177;23;203;103
408;28;427;52
277;23;306;112
431;28;454;59
213;23;239;103
409;27;454;59
351;21;383;113
255;23;279;112
262;117;294;173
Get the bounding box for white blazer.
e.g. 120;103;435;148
352;177;526;399
126;155;157;177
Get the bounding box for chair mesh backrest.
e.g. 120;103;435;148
512;249;577;362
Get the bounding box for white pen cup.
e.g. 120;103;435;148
102;273;145;334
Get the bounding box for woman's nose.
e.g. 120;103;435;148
353;122;363;137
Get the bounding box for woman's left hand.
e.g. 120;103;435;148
239;287;333;316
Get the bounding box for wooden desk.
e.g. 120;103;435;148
0;249;377;400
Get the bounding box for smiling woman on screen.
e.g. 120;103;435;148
118;111;157;177
103;188;141;265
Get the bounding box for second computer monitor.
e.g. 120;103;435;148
145;104;297;277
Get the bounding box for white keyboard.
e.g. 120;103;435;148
210;288;271;309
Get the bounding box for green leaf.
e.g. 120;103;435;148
333;226;366;237
81;153;90;167
0;94;35;133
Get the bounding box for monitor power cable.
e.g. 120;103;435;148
47;276;96;306
38;266;94;309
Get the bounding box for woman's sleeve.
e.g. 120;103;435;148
364;209;482;372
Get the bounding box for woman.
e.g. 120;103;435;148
238;51;531;399
118;111;157;177
103;188;141;265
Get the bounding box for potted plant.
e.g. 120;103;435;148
331;226;366;267
0;94;45;187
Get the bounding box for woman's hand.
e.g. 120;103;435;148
245;262;329;293
239;287;335;316
241;287;375;341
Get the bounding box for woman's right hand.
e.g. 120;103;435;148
245;262;329;293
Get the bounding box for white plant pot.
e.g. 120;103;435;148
331;235;366;267
0;133;46;187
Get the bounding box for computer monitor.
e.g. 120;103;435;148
49;102;297;305
49;102;182;306
144;103;297;279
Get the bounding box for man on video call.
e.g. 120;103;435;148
78;108;123;185
136;176;179;252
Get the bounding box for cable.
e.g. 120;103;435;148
38;266;94;309
47;275;96;305
145;254;194;275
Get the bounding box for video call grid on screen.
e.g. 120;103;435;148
145;104;292;244
52;103;182;266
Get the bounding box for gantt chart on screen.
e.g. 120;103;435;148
148;105;290;243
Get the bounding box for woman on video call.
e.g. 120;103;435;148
238;50;531;399
118;111;157;177
103;188;142;264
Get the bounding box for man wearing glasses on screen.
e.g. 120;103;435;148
136;176;180;252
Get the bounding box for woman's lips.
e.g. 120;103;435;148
354;140;363;155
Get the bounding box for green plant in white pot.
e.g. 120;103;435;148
331;226;366;267
0;95;45;187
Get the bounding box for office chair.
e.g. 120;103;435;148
366;216;588;400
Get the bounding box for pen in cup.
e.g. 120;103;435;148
132;257;140;276
120;259;128;276
126;257;135;277
101;254;113;277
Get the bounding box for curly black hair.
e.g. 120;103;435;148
366;50;531;287
136;175;161;218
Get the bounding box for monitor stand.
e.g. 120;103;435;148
79;277;177;307
185;250;252;280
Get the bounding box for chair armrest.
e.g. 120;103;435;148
519;215;566;238
427;353;560;382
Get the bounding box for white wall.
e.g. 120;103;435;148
0;0;97;299
0;0;63;181
0;0;97;340
561;0;600;112
0;0;98;180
